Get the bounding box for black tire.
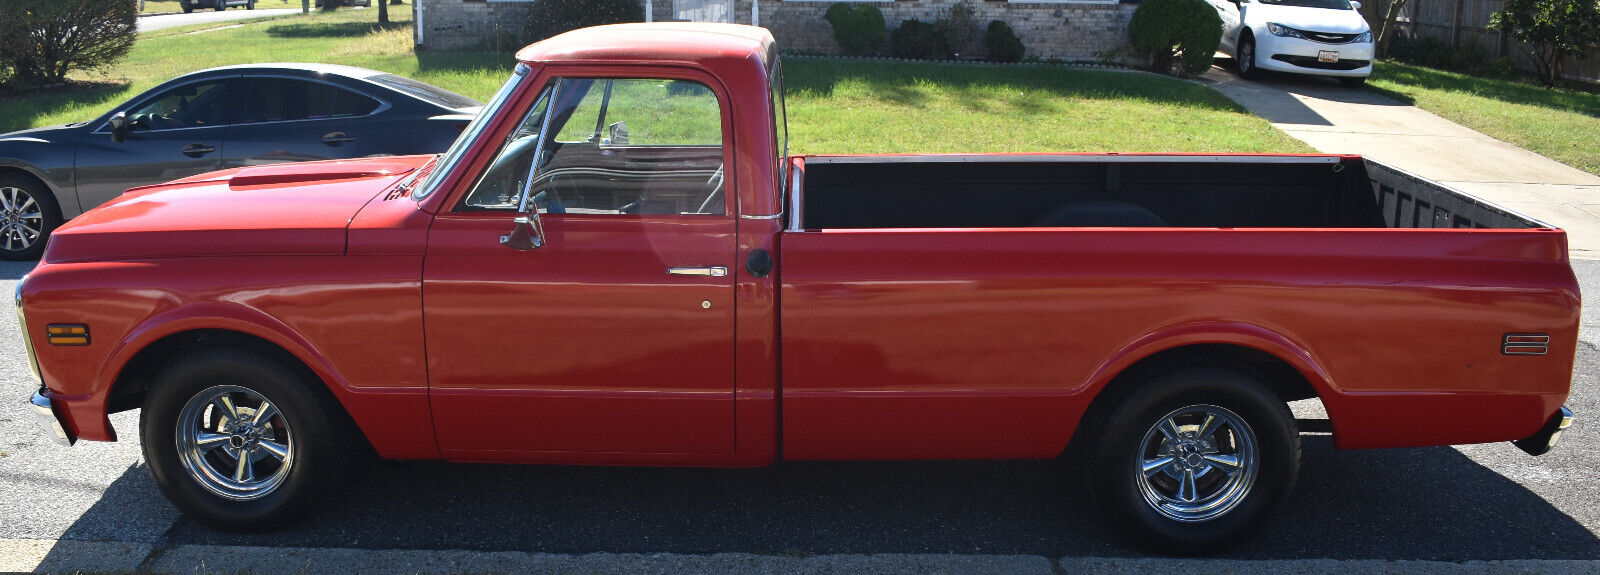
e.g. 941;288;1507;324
1339;76;1367;88
247;0;256;9
1236;35;1261;80
181;0;194;12
0;173;63;261
214;0;226;11
1084;363;1299;555
140;348;349;531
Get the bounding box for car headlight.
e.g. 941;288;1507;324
1266;23;1305;39
1352;31;1373;43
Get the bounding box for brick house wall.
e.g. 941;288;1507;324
414;0;1135;61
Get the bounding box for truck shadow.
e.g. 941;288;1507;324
50;435;1600;560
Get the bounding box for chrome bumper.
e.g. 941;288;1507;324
29;387;74;446
1512;406;1573;456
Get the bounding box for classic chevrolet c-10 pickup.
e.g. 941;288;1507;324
20;23;1577;554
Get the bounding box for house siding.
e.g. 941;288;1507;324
415;0;1135;61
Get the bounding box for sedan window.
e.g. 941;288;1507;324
127;81;230;130
242;78;381;124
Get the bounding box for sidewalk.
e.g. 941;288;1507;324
1202;67;1600;259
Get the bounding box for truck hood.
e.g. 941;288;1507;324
45;156;430;263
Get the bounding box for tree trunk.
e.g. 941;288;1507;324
301;0;309;13
378;0;388;24
1377;0;1410;58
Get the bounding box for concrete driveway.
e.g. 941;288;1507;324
137;8;302;33
1202;63;1600;259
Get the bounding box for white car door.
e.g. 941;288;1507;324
1216;0;1244;53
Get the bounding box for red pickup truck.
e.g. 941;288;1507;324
21;23;1578;554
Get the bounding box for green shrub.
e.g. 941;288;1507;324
1127;0;1223;76
523;0;644;44
984;20;1025;62
824;3;887;56
892;19;947;60
0;0;135;86
933;0;983;59
1389;35;1518;79
1490;0;1600;86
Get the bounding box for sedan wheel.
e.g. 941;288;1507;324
1237;38;1260;80
0;186;46;256
0;174;61;261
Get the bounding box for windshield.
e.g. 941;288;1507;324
1257;0;1354;9
368;74;482;110
411;64;529;201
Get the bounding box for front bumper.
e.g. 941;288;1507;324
30;387;75;446
1513;406;1573;456
1256;34;1374;77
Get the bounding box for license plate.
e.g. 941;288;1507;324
1318;50;1340;63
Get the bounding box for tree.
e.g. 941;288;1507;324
1490;0;1600;86
1127;0;1223;76
378;0;388;24
1375;0;1411;58
0;0;136;86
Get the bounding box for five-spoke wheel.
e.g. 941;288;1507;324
1086;363;1299;554
143;348;349;531
175;385;295;501
1135;405;1258;523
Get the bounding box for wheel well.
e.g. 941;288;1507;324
0;167;64;219
1068;343;1321;455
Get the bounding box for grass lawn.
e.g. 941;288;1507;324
1368;61;1600;176
0;8;1310;155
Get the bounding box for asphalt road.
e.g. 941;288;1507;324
136;8;304;33
1;259;1596;568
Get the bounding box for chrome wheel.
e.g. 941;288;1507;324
0;186;44;253
1134;404;1259;523
1239;42;1254;75
175;385;294;501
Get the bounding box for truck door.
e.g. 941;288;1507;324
422;72;738;460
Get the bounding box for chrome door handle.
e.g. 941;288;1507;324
322;131;357;146
181;143;216;157
668;266;727;277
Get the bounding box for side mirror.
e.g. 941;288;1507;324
1351;0;1362;9
500;213;544;251
108;112;128;143
606;121;629;146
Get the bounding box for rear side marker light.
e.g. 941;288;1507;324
1503;333;1549;356
46;324;89;346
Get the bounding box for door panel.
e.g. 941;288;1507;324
423;215;737;457
221;77;378;169
74;79;232;209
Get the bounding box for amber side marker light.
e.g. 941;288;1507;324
46;324;89;346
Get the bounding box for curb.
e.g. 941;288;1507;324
6;538;1600;575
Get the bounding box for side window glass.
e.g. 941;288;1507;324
242;79;303;124
540;78;726;215
459;87;552;211
127;81;230;130
243;79;380;124
307;82;381;119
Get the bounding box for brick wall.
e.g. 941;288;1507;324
761;1;1136;60
416;0;1136;61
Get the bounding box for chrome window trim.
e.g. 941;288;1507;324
92;74;392;135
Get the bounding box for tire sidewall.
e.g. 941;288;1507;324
1238;37;1259;80
0;174;62;261
1089;366;1299;554
140;350;341;531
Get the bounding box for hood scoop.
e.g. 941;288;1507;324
229;160;419;189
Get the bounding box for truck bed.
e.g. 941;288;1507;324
778;154;1576;462
794;154;1547;230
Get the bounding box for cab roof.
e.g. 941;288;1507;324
515;23;775;69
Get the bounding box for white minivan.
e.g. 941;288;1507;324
1211;0;1375;86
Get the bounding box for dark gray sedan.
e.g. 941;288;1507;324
0;63;480;260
